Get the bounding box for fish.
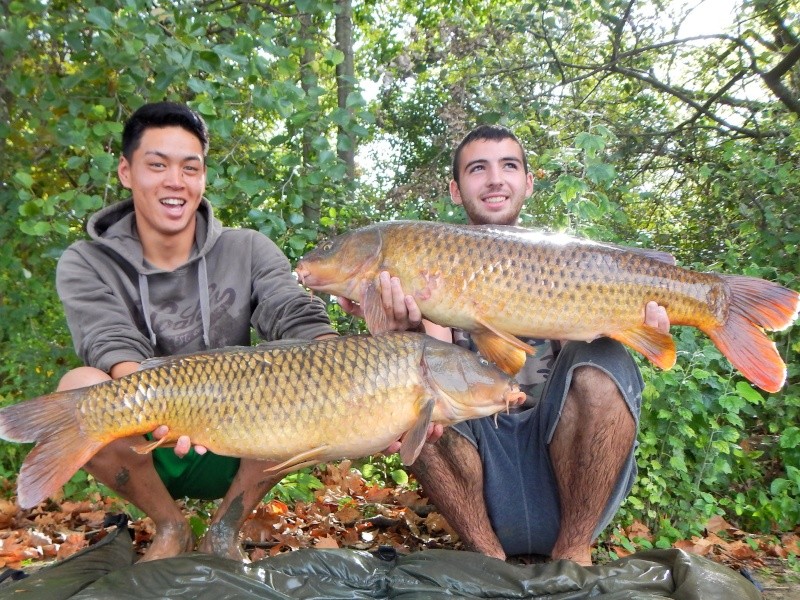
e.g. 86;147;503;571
0;332;524;510
295;221;800;393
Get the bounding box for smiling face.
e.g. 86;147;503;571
450;137;534;226
117;126;206;248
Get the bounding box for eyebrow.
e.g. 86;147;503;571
463;156;523;171
144;150;204;163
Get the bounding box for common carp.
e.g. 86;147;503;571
0;332;524;510
295;221;799;393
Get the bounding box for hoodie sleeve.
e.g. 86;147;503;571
56;243;154;372
248;232;336;341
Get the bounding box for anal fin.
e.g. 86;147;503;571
264;445;331;475
609;325;676;370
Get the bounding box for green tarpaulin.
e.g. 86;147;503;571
0;523;761;599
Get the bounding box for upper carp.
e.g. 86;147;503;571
0;332;524;510
295;221;799;393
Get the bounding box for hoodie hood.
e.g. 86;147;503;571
86;198;222;275
86;198;221;348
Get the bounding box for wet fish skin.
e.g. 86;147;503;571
295;221;799;393
0;332;524;509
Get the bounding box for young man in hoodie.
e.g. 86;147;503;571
54;101;381;562
340;124;670;567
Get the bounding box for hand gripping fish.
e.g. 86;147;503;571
0;333;524;510
295;221;799;393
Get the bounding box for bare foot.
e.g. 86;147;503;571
550;545;593;566
197;522;248;562
139;520;194;562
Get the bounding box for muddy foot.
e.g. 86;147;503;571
197;522;248;562
139;520;194;562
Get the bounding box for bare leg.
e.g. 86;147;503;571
197;459;282;560
410;428;505;560
58;367;193;562
548;366;636;566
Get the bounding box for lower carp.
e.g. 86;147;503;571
295;221;799;393
0;332;524;510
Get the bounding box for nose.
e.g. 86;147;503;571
163;165;185;188
486;164;503;186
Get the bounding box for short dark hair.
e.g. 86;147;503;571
121;101;209;160
451;125;528;185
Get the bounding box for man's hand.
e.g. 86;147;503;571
645;301;670;333
338;271;424;332
383;423;445;455
152;425;207;458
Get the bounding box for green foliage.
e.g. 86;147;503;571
1;0;799;547
266;469;325;504
355;454;413;488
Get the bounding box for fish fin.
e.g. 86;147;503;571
139;345;265;371
362;279;391;334
631;248;676;265
0;390;105;509
399;397;434;466
130;436;177;454
264;445;331;475
609;326;677;371
471;324;534;376
598;242;676;265
703;276;799;393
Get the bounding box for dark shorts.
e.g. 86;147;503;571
152;447;240;500
451;338;643;556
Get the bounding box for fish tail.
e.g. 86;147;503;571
706;276;800;393
0;390;105;509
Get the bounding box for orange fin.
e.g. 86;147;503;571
399;397;434;466
704;275;799;393
264;445;330;475
609;325;677;371
471;320;535;376
0;390;105;509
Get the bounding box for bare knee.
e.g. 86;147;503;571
58;366;110;391
568;366;625;413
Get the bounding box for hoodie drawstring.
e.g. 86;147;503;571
197;255;211;348
138;273;158;347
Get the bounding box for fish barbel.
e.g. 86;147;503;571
295;221;799;393
0;332;524;509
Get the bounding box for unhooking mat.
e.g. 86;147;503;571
0;522;762;599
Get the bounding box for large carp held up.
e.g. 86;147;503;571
296;221;799;394
0;333;524;509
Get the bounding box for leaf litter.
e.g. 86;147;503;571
0;460;797;597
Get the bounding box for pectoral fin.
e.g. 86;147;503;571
362;280;390;334
609;325;677;370
399;398;435;466
472;320;535;376
264;445;331;475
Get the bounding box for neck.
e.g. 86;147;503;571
137;218;197;271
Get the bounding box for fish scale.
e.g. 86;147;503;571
0;332;524;509
295;220;799;393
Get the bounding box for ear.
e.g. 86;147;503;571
118;156;132;189
525;170;534;196
449;179;463;205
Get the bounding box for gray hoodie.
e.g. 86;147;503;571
57;199;334;372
